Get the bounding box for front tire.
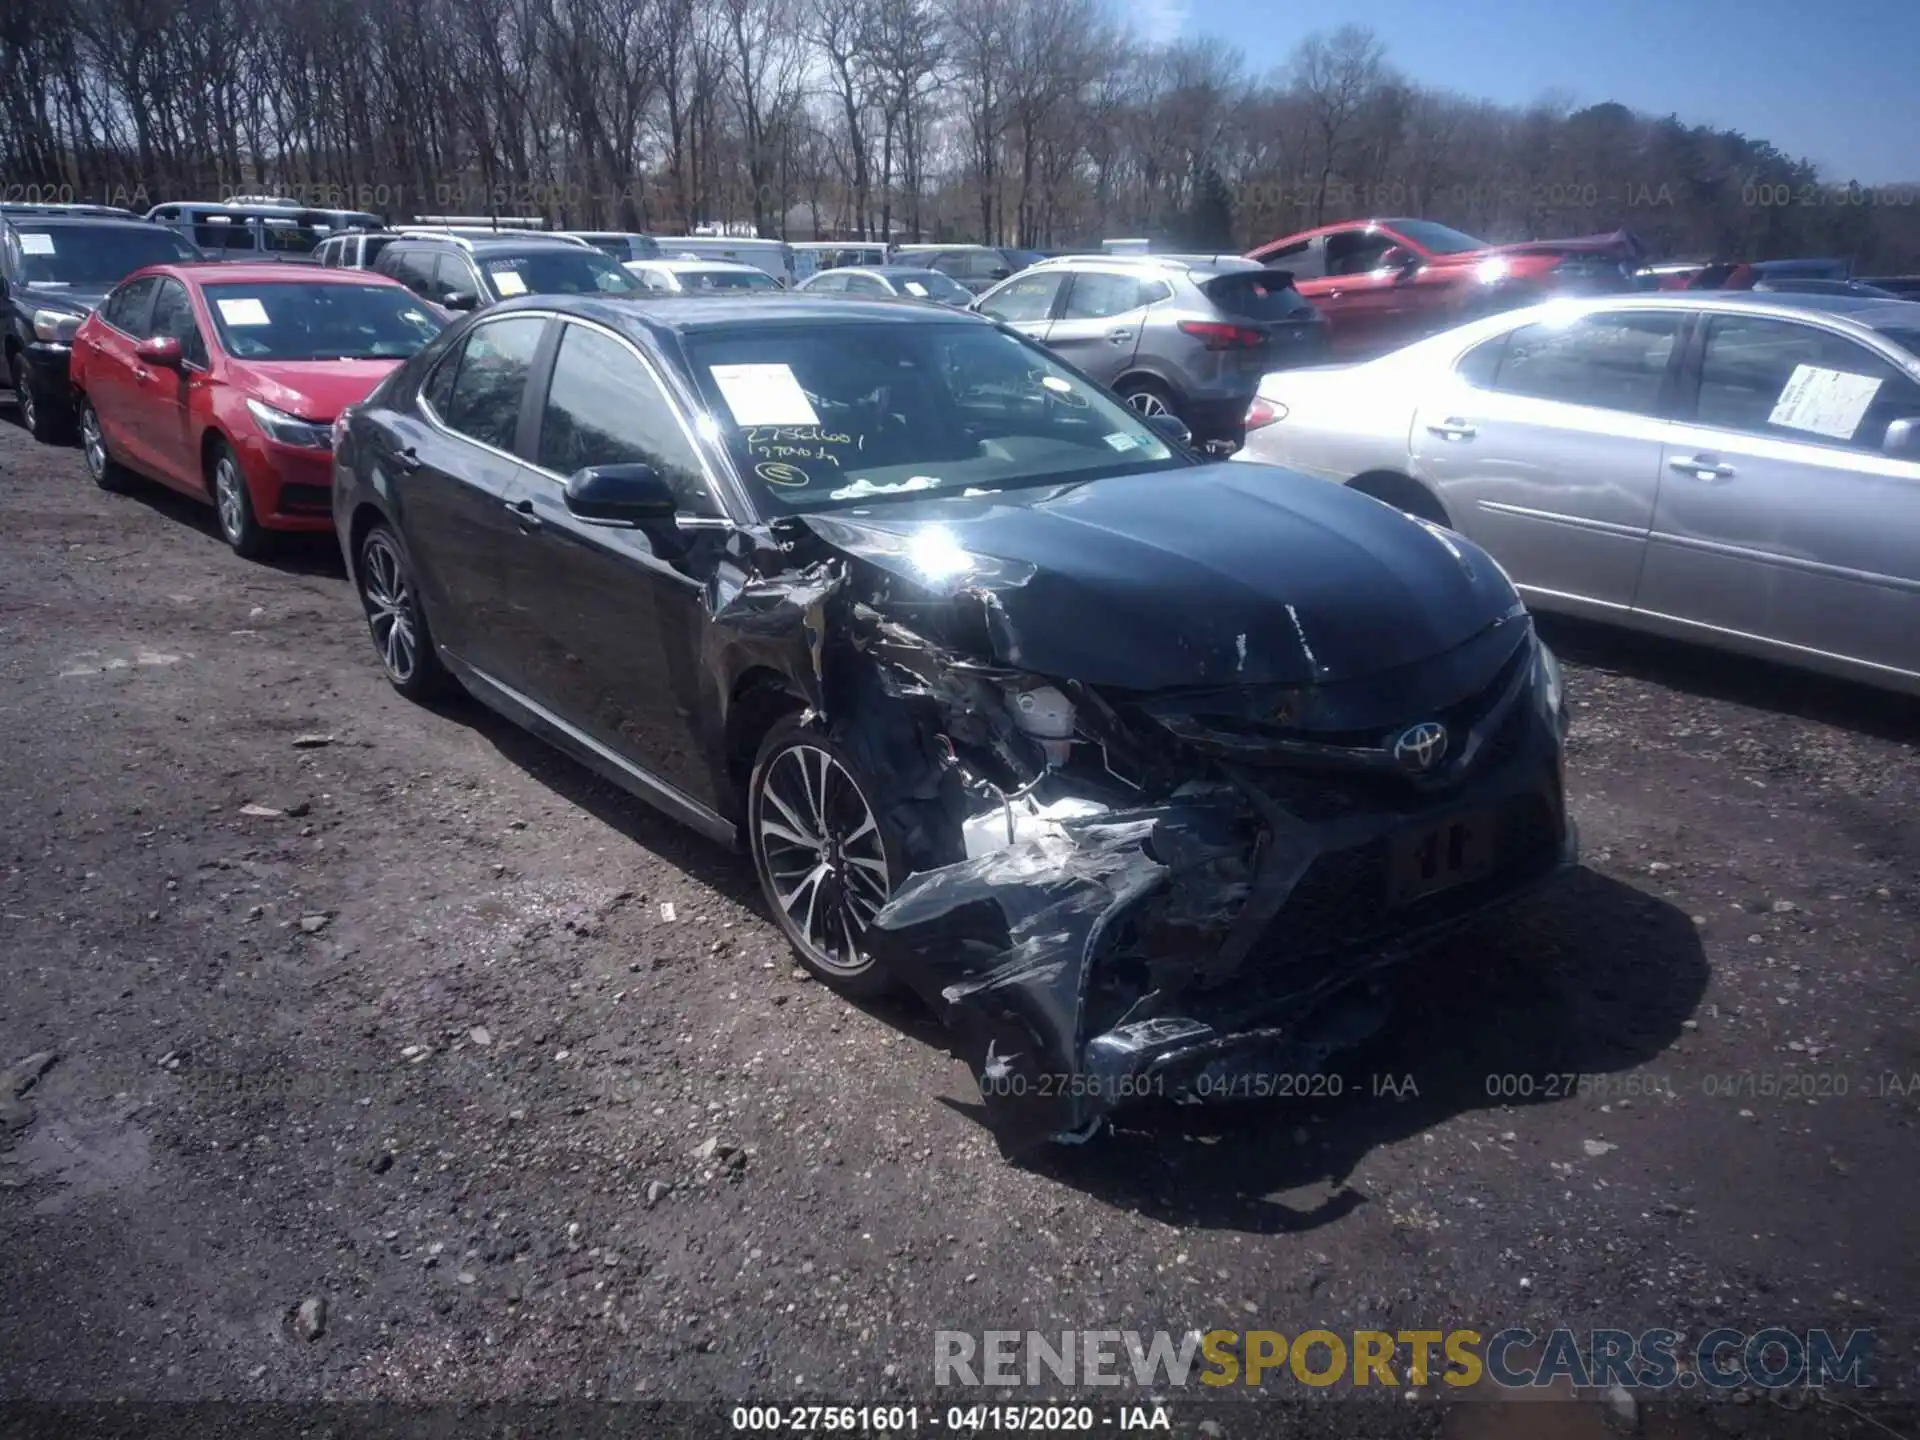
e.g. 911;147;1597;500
748;718;918;998
356;524;453;701
209;440;274;558
10;354;69;443
78;397;134;492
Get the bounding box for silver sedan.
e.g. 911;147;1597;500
1233;293;1920;696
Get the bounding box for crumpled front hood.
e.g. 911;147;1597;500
800;462;1521;690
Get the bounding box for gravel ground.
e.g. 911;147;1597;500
1;412;1916;1438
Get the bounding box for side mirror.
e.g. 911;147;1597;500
135;335;184;367
1885;418;1920;459
1144;412;1192;448
440;291;477;312
988;266;1012;281
564;463;678;525
1380;246;1420;277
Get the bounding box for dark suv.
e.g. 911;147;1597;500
1;213;202;440
372;233;639;313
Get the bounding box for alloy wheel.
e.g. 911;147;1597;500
756;743;891;976
17;378;37;434
214;456;248;543
1125;389;1171;418
80;406;107;479
360;533;418;684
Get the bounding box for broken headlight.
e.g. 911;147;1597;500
1001;680;1075;768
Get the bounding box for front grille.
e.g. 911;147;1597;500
277;483;331;514
1255;790;1561;962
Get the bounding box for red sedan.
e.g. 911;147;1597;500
1246;218;1640;356
69;264;445;556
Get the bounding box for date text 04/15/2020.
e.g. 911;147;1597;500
729;1403;1173;1431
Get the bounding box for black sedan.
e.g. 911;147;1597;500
331;294;1576;1151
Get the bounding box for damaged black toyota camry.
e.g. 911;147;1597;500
331;293;1576;1153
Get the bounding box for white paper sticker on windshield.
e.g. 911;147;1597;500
903;281;928;296
216;298;272;326
1768;364;1882;440
709;363;820;426
19;233;54;255
492;270;528;297
1104;432;1139;452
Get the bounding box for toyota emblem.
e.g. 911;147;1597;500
1392;721;1449;773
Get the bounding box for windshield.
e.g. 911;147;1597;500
13;224;201;286
1386;220;1486;256
686;320;1185;514
1876;327;1920;363
481;248;638;297
889;270;973;304
202;282;446;360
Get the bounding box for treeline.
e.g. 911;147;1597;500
4;1;1919;269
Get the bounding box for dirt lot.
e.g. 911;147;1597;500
2;414;1917;1437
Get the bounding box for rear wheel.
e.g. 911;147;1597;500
1118;376;1180;422
356;524;453;701
78;397;133;493
209;440;274;559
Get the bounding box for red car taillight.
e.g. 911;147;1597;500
1245;397;1287;430
1179;320;1266;350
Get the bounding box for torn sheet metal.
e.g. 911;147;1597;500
702;543;847;713
865;757;1573;1155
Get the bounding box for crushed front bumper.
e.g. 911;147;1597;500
864;712;1575;1154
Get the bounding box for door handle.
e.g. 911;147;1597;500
505;497;542;531
1107;329;1133;344
1669;455;1734;481
132;367;151;381
388;445;422;473
1426;419;1476;440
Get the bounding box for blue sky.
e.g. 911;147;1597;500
1146;0;1919;184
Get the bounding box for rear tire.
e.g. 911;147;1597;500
1117;377;1181;425
78;397;134;493
356;523;454;701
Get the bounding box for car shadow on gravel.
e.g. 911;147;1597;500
1010;866;1709;1234
100;476;347;579
1536;614;1918;743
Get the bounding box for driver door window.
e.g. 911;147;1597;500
1324;230;1394;277
535;323;718;515
977;273;1062;325
1694;316;1920;453
147;279;208;366
101;276;161;334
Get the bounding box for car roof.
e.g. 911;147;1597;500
1474;291;1920;347
483;293;988;336
644;258;766;272
1024;252;1259;277
133;261;407;286
812;265;947;278
3;214;175;232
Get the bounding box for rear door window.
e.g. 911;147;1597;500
1059;271;1148;320
1202;271;1315;320
1490;312;1682;417
434;316;547;452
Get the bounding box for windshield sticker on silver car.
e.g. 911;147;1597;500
19;233;54;255
491;270;528;296
710;363;822;426
1769;363;1883;440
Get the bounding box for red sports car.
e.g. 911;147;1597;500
1247;218;1641;356
69;263;445;556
